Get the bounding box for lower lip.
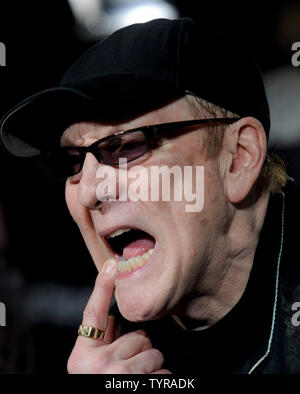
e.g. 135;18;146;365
116;246;156;279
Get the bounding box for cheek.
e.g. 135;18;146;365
170;163;225;250
204;163;225;217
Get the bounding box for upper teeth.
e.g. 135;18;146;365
107;228;131;239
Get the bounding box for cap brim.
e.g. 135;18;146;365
0;75;184;157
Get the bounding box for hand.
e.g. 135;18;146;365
67;258;171;374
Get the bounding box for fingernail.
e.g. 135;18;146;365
101;258;117;274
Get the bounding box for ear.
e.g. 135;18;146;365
222;117;267;204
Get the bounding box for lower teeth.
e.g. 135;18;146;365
118;248;154;273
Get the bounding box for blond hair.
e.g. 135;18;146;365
185;94;288;195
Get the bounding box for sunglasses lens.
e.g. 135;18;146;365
98;130;148;165
42;130;148;177
42;148;82;177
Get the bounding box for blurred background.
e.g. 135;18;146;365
0;0;299;373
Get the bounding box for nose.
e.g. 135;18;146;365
78;153;120;210
77;153;103;210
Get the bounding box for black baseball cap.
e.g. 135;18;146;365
0;17;270;158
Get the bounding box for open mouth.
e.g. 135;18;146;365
105;228;155;274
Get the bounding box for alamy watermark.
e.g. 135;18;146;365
0;302;6;326
95;159;204;213
291;42;300;67
291;302;300;327
0;42;6;66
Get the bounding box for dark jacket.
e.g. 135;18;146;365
112;181;300;374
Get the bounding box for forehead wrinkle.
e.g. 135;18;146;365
61;124;84;146
60;96;196;147
61;121;116;146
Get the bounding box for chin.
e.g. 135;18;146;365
115;289;167;322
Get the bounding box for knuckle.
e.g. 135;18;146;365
142;336;152;348
83;303;108;322
149;348;164;365
82;306;98;320
136;333;152;350
134;330;150;340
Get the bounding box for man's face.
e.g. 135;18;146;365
64;97;229;322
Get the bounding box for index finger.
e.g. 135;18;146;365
78;257;118;347
75;205;114;272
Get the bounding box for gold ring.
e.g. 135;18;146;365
78;324;105;340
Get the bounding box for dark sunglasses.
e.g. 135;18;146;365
41;117;240;177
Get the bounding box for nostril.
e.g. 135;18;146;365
94;200;102;209
95;195;118;210
98;195;117;202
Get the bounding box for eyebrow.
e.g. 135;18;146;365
60;123;125;147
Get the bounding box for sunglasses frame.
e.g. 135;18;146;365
41;117;241;177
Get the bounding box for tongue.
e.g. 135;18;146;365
123;238;155;260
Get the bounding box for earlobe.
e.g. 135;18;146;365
224;117;267;204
